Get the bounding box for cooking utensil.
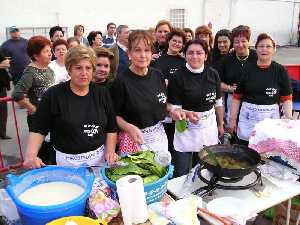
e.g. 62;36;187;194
198;144;261;179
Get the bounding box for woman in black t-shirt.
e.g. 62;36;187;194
216;25;257;126
23;46;119;169
195;25;214;65
168;40;224;177
110;30;168;155
152;20;172;60
151;28;186;162
211;29;232;67
229;33;293;144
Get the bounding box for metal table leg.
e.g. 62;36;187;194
286;198;291;225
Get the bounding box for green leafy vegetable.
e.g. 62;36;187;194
105;151;167;184
176;119;188;133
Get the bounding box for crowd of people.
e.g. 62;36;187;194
0;20;293;177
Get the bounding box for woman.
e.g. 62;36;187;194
23;46;119;169
74;25;89;46
48;39;70;84
229;33;292;145
93;47;114;86
67;37;80;49
195;25;213;64
183;28;194;42
151;29;186;160
87;31;103;49
152;20;172;59
168;40;224;177
216;25;257;126
212;29;232;67
110;30;168;154
12;36;55;163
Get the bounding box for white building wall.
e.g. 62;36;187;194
0;0;299;45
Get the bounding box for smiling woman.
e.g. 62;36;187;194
110;30;169;155
23;45;119;169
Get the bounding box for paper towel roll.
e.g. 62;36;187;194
116;175;149;225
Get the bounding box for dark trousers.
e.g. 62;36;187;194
173;151;199;178
27;115;55;164
0;87;8;137
163;122;176;164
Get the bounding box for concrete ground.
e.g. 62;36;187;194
0;46;299;224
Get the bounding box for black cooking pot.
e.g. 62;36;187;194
198;144;261;179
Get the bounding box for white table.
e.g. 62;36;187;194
167;164;300;225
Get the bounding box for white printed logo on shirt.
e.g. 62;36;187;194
83;124;100;137
157;92;167;104
205;92;216;102
265;88;277;97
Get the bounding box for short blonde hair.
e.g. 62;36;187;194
65;45;96;73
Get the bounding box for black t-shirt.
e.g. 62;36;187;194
151;53;185;80
31;81;117;154
168;66;222;112
235;61;292;105
110;67;167;129
216;49;257;85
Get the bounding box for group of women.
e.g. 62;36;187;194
19;20;293;178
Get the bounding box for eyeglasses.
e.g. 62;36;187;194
257;45;274;49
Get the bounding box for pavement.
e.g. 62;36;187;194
0;46;299;224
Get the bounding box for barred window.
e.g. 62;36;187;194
170;9;185;29
5;27;68;40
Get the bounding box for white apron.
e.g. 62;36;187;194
140;122;169;153
55;145;105;167
174;108;218;152
237;102;280;141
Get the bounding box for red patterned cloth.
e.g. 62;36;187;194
249;119;300;170
118;131;140;154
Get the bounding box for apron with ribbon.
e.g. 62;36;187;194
55;145;105;167
118;122;168;154
237;102;280;141
225;93;233;125
174;107;218;153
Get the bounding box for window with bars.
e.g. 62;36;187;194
5;27;68;40
170;9;185;29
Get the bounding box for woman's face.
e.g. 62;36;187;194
168;35;183;54
185;43;207;69
93;34;103;47
52;31;64;42
69;59;93;88
155;24;171;44
233;35;250;56
217;35;231;55
94;57;110;82
256;38;275;62
128;39;152;70
197;33;210;46
185;32;193;42
34;45;52;65
54;44;68;61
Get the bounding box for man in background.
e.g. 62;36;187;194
0;26;30;85
109;25;130;79
103;22;117;48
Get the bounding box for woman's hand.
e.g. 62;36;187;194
105;152;120;166
228;118;237;134
151;53;160;60
218;124;224;138
186;111;199;124
23;156;45;169
170;108;186;121
127;124;144;144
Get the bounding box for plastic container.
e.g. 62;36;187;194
47;216;100;225
100;164;174;204
6;166;95;225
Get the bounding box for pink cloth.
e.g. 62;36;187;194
249;119;300;170
118;131;140;154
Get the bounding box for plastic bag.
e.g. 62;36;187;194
0;189;20;223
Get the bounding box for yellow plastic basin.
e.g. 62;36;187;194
46;216;103;225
